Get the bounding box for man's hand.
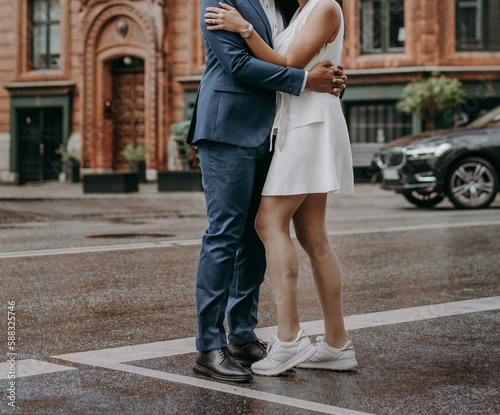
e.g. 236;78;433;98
306;61;347;97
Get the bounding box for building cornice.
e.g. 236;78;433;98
175;66;500;85
5;81;76;96
5;80;76;89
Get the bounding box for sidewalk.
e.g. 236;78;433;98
0;181;165;200
0;180;387;202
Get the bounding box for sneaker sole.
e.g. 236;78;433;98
297;358;358;371
251;346;316;376
193;364;253;382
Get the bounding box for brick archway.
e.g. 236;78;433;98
82;3;159;171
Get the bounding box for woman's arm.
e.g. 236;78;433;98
205;2;288;66
205;1;341;69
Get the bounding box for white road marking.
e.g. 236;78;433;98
0;241;177;259
53;296;500;367
110;363;374;415
0;359;76;380
1;220;500;259
328;220;500;235
0;297;493;413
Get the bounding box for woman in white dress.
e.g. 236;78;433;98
205;0;357;376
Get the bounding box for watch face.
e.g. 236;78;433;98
241;25;253;39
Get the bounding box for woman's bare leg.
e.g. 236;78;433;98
292;193;348;349
255;194;307;342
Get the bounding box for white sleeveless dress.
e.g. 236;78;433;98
262;0;354;196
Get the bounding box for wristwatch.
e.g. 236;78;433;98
240;24;253;39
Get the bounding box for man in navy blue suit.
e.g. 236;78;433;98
187;0;346;382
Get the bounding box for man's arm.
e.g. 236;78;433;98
202;0;304;95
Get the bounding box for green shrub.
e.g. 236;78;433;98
397;73;465;130
120;143;151;162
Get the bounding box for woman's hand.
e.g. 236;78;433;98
205;2;250;34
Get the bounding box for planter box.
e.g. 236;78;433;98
128;160;147;183
63;161;81;183
157;170;203;192
83;172;139;193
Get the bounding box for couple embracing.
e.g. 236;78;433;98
186;0;357;382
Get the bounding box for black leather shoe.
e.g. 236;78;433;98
228;340;267;367
193;348;253;382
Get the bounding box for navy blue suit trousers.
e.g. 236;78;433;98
195;139;272;351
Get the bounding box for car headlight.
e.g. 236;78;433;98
406;143;452;159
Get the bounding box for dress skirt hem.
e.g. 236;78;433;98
261;188;354;196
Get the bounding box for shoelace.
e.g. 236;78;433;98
218;348;230;362
257;338;267;353
266;335;278;353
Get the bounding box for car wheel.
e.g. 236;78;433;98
447;157;499;209
403;191;446;208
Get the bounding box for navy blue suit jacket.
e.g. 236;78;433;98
186;0;306;148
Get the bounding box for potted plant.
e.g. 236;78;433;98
56;143;83;183
397;73;465;131
121;143;151;183
157;119;202;192
171;120;199;170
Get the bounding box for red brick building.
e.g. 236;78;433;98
0;0;499;184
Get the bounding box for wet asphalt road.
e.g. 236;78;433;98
0;183;499;415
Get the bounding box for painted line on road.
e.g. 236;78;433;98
49;296;500;414
53;296;500;366
2;220;500;259
0;359;76;380
111;362;373;415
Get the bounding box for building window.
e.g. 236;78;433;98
31;0;61;69
346;102;412;143
360;0;405;54
192;0;204;69
456;0;500;51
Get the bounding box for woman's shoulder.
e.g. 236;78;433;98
308;0;342;23
319;0;342;13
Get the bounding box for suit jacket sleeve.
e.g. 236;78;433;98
201;0;305;96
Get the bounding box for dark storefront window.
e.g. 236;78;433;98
456;0;500;51
347;102;412;143
360;0;405;54
17;107;63;184
31;0;61;69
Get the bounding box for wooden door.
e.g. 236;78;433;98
111;69;145;171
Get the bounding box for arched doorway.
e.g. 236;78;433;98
107;56;145;171
82;3;166;173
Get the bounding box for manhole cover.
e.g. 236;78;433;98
88;233;175;239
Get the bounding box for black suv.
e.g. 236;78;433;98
375;107;500;209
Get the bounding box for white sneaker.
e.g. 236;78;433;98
250;329;316;376
297;336;358;370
